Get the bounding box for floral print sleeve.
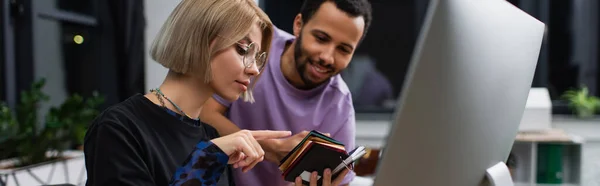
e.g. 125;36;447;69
169;141;229;186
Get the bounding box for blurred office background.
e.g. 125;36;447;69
1;0;145;114
2;0;600;185
3;0;599;119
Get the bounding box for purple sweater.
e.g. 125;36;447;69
213;27;356;186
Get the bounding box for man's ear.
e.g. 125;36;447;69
293;14;303;37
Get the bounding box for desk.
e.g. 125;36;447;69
354;116;600;186
511;130;582;185
349;178;581;186
515;129;583;143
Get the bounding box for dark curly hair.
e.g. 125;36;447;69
299;0;372;42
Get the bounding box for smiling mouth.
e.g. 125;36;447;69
311;63;331;74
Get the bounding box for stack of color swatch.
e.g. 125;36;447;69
278;130;367;186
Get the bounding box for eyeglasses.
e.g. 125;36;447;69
236;42;267;72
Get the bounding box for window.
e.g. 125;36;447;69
506;0;600;115
342;1;425;113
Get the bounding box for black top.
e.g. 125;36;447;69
84;94;233;186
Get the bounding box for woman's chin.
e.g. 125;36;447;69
214;88;242;101
220;93;240;102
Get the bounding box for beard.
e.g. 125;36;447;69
293;33;336;89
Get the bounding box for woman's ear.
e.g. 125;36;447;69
293;14;303;37
209;37;218;51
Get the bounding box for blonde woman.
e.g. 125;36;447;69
83;0;290;185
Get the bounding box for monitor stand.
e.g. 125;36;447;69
482;162;514;186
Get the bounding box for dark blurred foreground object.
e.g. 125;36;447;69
353;148;381;176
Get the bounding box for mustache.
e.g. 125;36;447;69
307;58;334;72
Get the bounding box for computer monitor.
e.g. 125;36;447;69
372;0;545;186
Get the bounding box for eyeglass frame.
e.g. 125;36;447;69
234;42;267;73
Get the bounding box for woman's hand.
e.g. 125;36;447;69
294;168;350;186
210;130;291;172
262;131;330;163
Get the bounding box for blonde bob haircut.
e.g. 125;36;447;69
150;0;274;103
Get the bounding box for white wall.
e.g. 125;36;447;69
144;0;261;90
144;0;179;90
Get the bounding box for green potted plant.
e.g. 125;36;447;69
561;85;600;119
0;78;103;185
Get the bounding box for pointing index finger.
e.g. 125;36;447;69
250;130;292;140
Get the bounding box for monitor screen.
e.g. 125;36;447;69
373;0;545;185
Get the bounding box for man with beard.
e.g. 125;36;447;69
201;0;372;185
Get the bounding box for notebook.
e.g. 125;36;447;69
278;130;367;186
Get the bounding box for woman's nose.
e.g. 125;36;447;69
245;61;260;76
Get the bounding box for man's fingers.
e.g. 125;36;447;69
295;177;303;186
310;171;318;186
322;169;332;186
332;169;350;186
251;130;292;140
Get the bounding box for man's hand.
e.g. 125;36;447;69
294;168;350;186
261;131;330;163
